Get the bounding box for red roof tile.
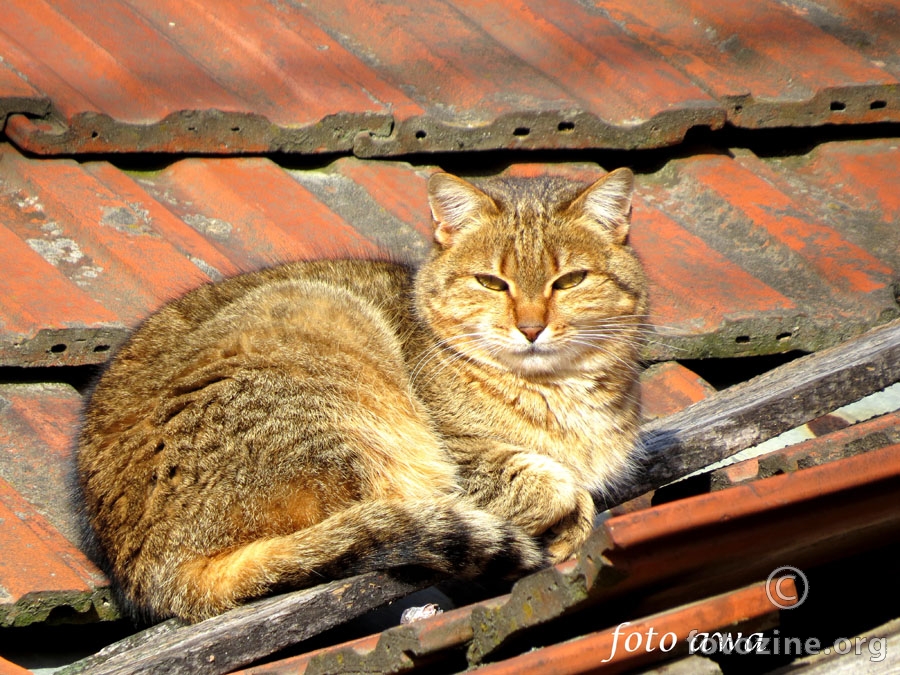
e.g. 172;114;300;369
602;1;898;124
640;362;716;421
0;382;115;627
710;410;900;490
0;476;111;627
0;383;83;535
0;655;32;675
1;143;897;367
2;1;899;155
679;154;893;298
0;383;113;626
472;580;791;675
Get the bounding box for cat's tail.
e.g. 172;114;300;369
166;496;544;622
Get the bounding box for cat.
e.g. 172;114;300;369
75;167;648;623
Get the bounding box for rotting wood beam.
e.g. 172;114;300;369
58;573;429;675
615;317;900;506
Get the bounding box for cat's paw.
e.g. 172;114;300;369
542;487;596;563
485;453;592;541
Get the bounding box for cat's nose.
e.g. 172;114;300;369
517;324;545;343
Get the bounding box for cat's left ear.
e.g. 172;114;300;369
427;173;498;247
568;168;634;244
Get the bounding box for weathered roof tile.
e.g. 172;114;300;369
3;143;897;367
2;1;899;155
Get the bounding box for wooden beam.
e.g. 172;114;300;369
615;318;900;505
60;573;428;675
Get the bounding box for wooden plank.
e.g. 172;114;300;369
60;573;428;675
616;318;900;505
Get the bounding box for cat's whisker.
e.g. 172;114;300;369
576;328;680;346
576;333;653;348
409;333;484;383
644;340;692;354
416;350;475;390
581;318;688;337
576;327;690;348
564;338;645;371
580;333;649;341
568;342;646;356
412;335;496;390
577;324;654;333
571;332;647;348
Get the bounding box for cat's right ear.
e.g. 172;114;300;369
427;173;498;247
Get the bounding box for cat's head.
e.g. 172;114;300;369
415;169;648;380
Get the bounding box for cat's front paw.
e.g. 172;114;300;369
477;453;595;556
542;487;596;563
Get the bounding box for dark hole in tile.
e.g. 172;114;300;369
679;351;807;390
0;364;103;393
49;344;67;353
513;127;530;137
830;101;846;111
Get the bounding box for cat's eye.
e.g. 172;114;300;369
552;270;587;290
475;274;509;291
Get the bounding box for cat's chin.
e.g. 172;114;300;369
494;348;582;380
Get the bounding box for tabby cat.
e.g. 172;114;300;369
76;167;648;622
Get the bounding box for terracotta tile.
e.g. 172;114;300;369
682;155;893;298
0;146;208;322
0;477;110;627
3;1;897;154
710;410;900;489
600;0;897;126
0;655;32;675
630;191;797;339
332;160;435;242
138;158;384;267
0;383;86;542
641;362;715;420
641;361;715;419
472;580;789;674
1;144;897;367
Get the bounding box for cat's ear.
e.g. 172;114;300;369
568;168;634;244
427;173;498;247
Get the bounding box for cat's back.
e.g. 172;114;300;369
81;258;417;464
84;260;412;408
